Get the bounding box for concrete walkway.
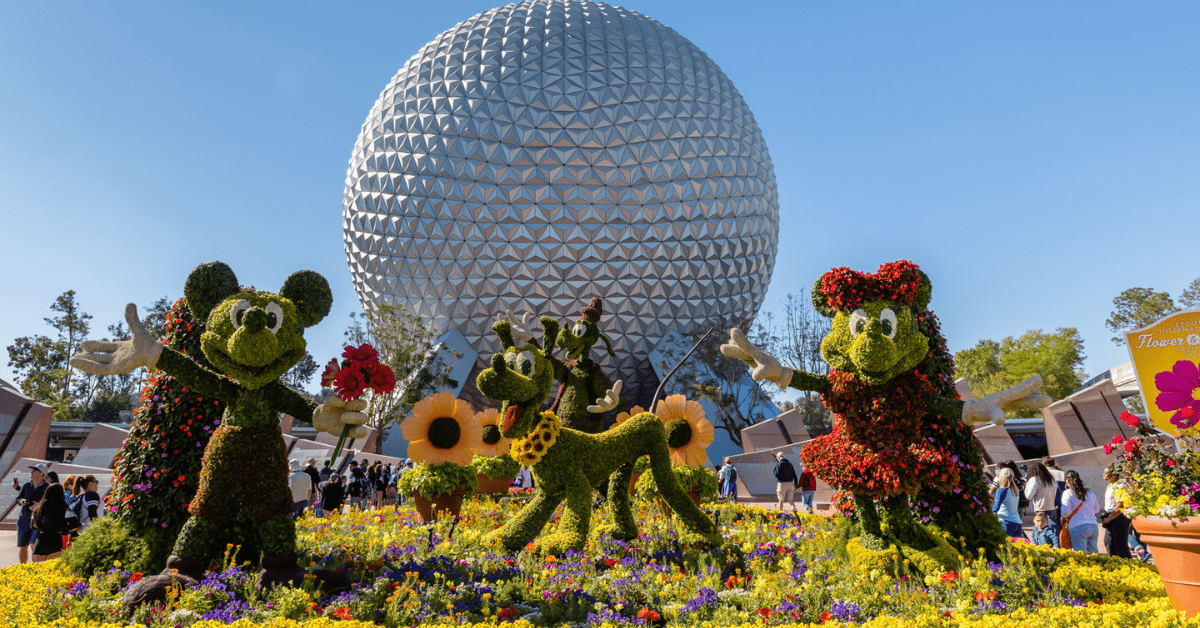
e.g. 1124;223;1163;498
0;531;22;569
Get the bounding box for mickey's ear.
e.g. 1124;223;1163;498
184;261;240;322
912;270;933;312
810;277;837;318
280;270;333;328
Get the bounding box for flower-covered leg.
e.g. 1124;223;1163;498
538;469;594;553
599;462;639;541
485;489;564;552
648;441;721;546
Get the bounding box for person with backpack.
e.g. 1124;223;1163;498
797;464;817;514
773;452;799;513
718;457;738;502
78;475;101;530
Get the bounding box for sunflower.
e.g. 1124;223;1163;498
654;394;714;467
614;405;647;426
401;392;482;467
474;407;512;457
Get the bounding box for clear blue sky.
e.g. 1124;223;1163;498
1;1;1196;395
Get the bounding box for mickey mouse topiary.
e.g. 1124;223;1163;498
71;261;360;603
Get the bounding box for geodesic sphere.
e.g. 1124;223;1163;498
343;0;779;400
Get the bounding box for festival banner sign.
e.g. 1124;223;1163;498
1125;310;1200;436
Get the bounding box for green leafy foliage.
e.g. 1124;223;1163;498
954;328;1086;416
397;462;479;499
470;453;520;480
633;464;719;502
63;517;163;576
1106;287;1179;345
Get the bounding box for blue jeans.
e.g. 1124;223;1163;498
801;491;815;511
292;500;308;518
722;481;737;500
1069;523;1100;553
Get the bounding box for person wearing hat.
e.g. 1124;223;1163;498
287;459;313;519
11;463;49;563
772;452;799;513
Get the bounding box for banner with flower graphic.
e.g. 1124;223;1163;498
1124;310;1200;436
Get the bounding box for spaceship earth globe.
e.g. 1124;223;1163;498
343;0;779;403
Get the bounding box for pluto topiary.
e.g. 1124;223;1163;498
476;316;721;554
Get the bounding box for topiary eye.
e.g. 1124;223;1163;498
229;300;251;328
516;350;535;375
848;309;868;335
265;302;284;334
573;322;585;337
879;309;898;340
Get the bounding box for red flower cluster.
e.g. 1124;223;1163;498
322;343;396;401
802;369;960;496
819;260;924;310
803;425;960;496
637;607;662;622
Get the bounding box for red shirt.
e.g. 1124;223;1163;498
799;471;817;492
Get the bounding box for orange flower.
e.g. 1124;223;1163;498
654;395;714;467
614;405;647;426
401;392;482;466
473;407;512;457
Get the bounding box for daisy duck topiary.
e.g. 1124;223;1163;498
71;261;359;601
722;261;1051;563
477;315;721;554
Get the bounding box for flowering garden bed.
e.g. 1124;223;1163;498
5;499;1198;627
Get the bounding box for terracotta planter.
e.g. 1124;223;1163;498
412;490;466;523
655;487;703;518
1135;515;1200;617
476;474;513;494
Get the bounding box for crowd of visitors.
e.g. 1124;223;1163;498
983;455;1148;559
9;464;101;563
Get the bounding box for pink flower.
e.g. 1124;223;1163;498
1120;411;1141;428
1155;360;1200;429
1103;444;1114;455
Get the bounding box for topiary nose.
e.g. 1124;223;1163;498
491;352;508;373
242;308;267;332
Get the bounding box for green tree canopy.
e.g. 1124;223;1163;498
1180;277;1200;310
1106;287;1178;345
955;328;1086;418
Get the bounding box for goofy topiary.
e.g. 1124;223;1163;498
71;261;358;603
477;316;721;554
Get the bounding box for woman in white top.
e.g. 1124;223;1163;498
1023;461;1058;518
1060;470;1100;553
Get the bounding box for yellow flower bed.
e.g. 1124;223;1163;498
5;500;1198;627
